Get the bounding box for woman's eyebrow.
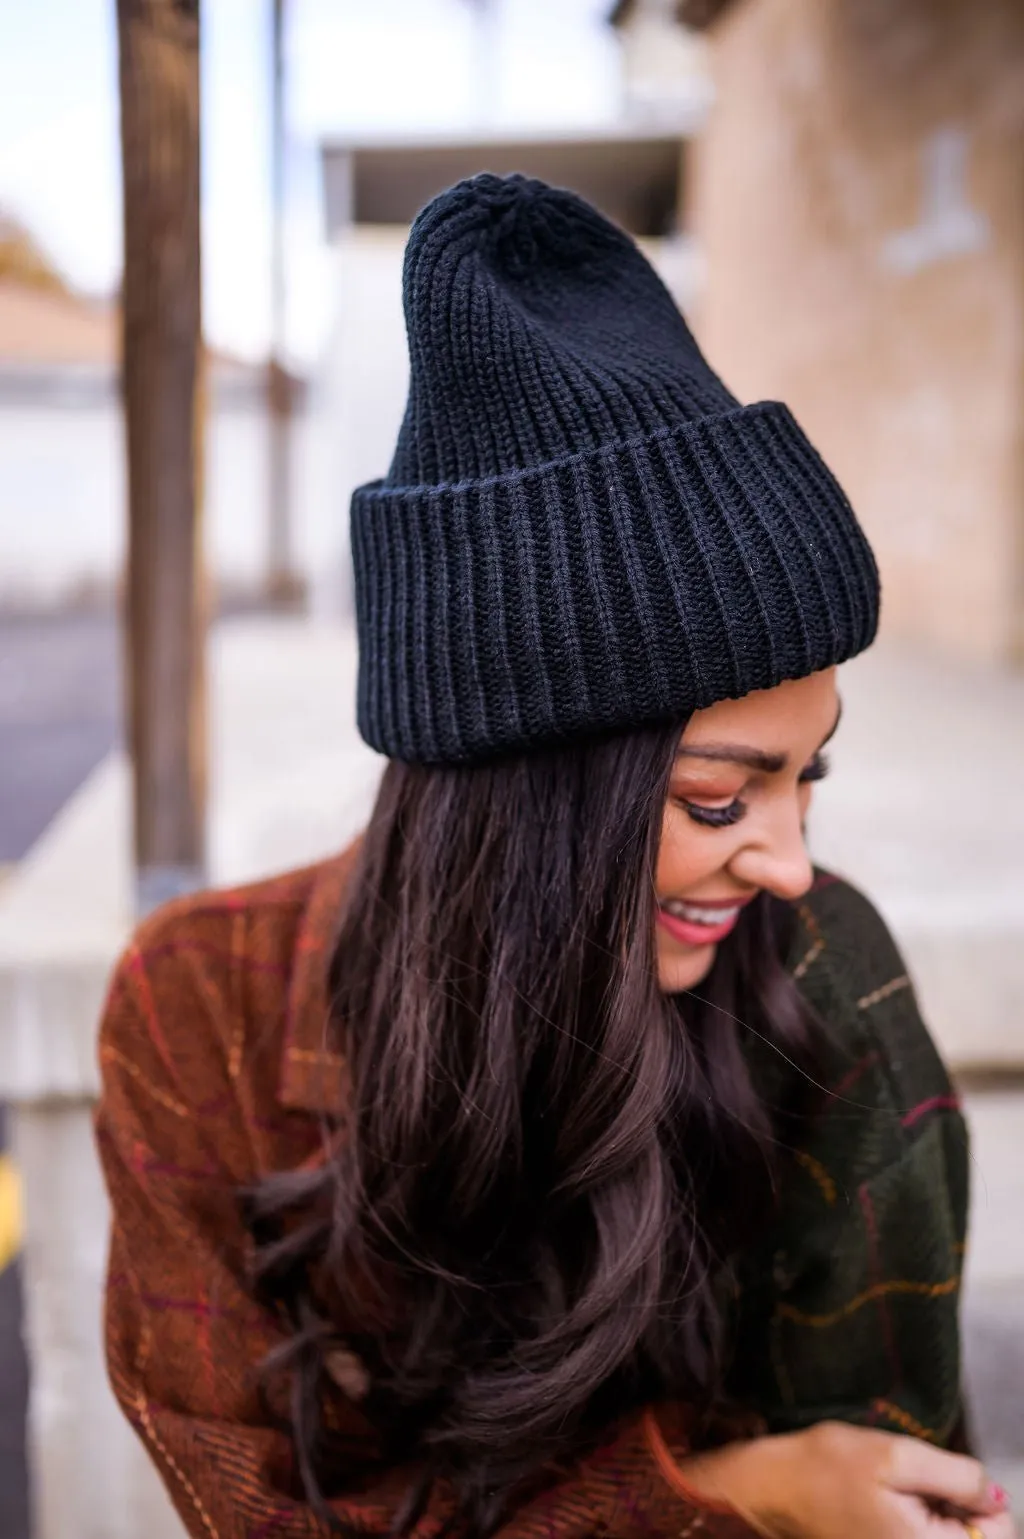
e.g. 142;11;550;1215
675;701;843;774
676;743;788;773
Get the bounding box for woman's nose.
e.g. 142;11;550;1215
730;799;815;903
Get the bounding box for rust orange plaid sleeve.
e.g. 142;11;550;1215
95;902;758;1539
97;937;339;1537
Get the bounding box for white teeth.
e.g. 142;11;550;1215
661;900;740;926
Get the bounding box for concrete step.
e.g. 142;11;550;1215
960;1087;1024;1467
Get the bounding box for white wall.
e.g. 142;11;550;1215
0;399;123;605
307;227;409;617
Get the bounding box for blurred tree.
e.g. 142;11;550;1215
0;213;68;294
116;0;207;914
267;0;305;608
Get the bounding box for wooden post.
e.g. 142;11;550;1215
116;0;207;915
267;0;304;606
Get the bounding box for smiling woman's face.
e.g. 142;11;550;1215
655;668;841;994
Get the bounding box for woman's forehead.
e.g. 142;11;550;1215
680;670;841;752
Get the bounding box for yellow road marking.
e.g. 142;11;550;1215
0;1154;23;1272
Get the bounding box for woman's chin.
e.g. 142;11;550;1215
657;940;718;995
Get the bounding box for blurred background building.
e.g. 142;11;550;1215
315;124;703;609
657;0;1024;667
0;213;310;613
5;0;1019;656
0;2;1022;1536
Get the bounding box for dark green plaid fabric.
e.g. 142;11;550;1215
727;871;969;1447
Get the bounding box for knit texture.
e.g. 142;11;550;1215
95;851;968;1539
351;173;880;764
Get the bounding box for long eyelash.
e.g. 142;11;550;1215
800;751;831;783
683;799;747;829
682;752;830;828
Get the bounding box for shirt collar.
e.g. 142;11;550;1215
278;841;360;1114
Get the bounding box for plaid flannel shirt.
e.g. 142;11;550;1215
95;846;969;1538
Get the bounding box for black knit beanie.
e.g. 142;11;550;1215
350;173;879;765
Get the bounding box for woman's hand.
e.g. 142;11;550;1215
673;1421;1017;1539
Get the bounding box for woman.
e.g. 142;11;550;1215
95;175;1015;1539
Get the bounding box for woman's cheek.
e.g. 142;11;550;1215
657;802;715;891
655;803;686;890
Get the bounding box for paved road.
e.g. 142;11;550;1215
0;611;122;1539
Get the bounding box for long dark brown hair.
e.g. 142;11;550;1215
245;721;819;1536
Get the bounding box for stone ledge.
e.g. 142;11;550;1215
0;756;127;1102
0;617;384;1104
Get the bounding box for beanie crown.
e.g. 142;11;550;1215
386;172;737;489
352;173;880;765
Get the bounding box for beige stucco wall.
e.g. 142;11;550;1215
687;0;1024;663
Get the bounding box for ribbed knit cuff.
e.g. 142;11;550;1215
350;401;879;765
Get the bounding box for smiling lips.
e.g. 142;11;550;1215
656;894;756;948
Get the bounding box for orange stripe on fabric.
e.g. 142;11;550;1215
642;1410;739;1517
128;1255;224;1539
872;1400;939;1442
793;1149;837;1205
126;947;185;1088
856;975;910;1011
135;938;291;978
287;1046;346;1067
227;909;248;1080
777;1273;960;1329
792;905;825;981
99;1043;190;1119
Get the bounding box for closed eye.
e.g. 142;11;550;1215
681;798;746;829
681;751;831;829
799;751;831;784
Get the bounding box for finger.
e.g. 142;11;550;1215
883;1438;1000;1515
924;1514;1016;1538
973;1517;1018;1539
